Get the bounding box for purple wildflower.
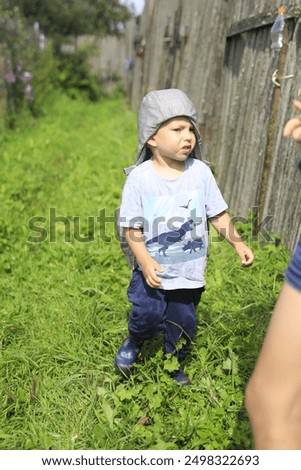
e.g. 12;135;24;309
21;71;33;83
5;72;16;84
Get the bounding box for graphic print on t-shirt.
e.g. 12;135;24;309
143;189;206;264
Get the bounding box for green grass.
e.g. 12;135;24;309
0;93;290;450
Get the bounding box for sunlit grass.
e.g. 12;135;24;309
0;93;290;450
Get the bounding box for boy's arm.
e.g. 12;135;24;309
209;211;254;266
124;228;164;288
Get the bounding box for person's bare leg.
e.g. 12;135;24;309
245;283;301;449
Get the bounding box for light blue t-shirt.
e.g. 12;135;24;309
119;158;228;289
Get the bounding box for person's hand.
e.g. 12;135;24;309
234;243;254;267
283;100;301;143
140;259;164;288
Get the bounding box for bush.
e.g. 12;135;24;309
1;9;59;128
57;46;102;101
26;42;59;117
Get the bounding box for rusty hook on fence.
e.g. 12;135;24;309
272;69;294;87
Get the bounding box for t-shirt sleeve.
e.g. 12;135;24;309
119;176;144;229
203;166;228;218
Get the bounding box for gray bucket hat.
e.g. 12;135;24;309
125;89;202;174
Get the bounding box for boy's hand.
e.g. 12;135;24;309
141;259;164;288
234;243;254;267
124;228;164;288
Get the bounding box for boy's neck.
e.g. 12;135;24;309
151;156;186;179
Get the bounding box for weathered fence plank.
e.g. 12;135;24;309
125;0;301;250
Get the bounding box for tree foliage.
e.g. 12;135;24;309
4;0;131;38
0;0;131;124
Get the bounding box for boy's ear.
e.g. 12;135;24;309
147;135;157;147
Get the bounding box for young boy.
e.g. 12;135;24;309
115;88;254;385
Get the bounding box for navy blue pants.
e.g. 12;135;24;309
127;270;204;361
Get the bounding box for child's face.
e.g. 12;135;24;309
147;117;196;163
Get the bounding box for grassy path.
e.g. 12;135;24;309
0;93;289;450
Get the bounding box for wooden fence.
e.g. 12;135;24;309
125;0;301;251
1;2;300;249
76;18;136;95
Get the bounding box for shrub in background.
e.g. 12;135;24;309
57;46;102;102
25;38;59;118
1;8;59;128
